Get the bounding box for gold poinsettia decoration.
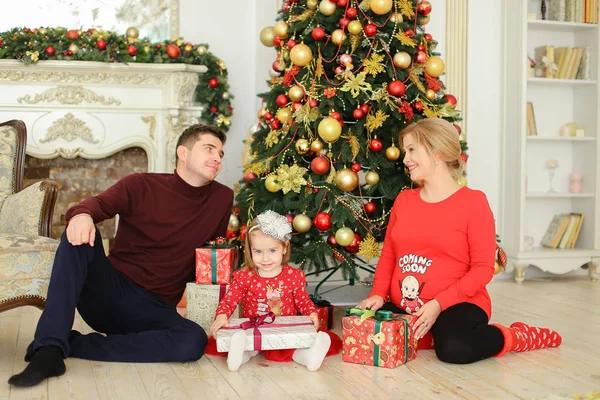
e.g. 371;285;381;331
294;103;320;131
423;104;438;119
395;30;417;47
397;0;415;18
265;129;282;148
216;114;231;127
291;8;316;21
362;53;385;77
366;110;390;133
410;74;427;93
358;233;380;262
437;103;461;118
340;71;372;98
245;161;268;175
276;164;308;194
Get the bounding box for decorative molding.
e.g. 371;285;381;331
0;70;170;85
445;0;469;141
17;85;121;105
170;0;180;39
175;73;199;104
55;147;85;159
142;116;156;140
40;113;99;144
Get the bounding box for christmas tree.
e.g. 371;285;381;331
230;0;465;282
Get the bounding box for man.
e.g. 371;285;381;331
9;124;234;387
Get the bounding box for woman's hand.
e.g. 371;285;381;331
209;314;229;337
413;299;442;340
308;312;320;329
356;295;385;311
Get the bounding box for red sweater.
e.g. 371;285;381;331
66;171;233;306
369;187;496;319
215;265;317;318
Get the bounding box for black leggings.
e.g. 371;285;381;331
380;302;505;364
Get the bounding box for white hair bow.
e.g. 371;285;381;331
249;210;292;241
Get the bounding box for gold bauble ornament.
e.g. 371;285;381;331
370;0;393;15
295;138;311;155
68;44;79;54
319;0;337;16
310;139;324;153
290;43;313;66
184;44;193;52
126;26;139;43
228;214;240;232
348;21;363;35
365;171;380;185
260;26;275;47
293;214;312;233
494;260;504;275
335;227;355;247
265;175;280;192
426;89;436;100
331;29;347;46
390;13;403;23
288;85;305;102
273;21;289;39
424;56;445;78
419;15;431;25
335;168;359;192
318;118;342;143
393;52;412;69
385;145;401;161
307;0;319;9
277;107;293;124
196;45;207;55
144;45;151;54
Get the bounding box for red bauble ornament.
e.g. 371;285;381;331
387;80;406;97
273;36;282;46
287;39;297;49
314;212;332;231
208;78;219;88
45;46;55;56
272;59;284;72
311;156;330;175
424;33;433;41
344;233;362;253
264;112;273;121
66;29;79;40
413;101;424;113
327;234;338;248
353;108;365;119
282;1;291;11
313;188;319;193
240;226;248;242
96;39;107;50
286;214;294;224
370;138;383;152
364;24;377;37
65;50;73;56
417;0;432;15
415;51;427;64
337;0;348;6
351;162;361;172
346;7;357;18
271;119;280;129
23;28;30;33
330;111;342;121
0;39;3;47
444;94;457;107
166;44;180;58
339;17;350;30
276;94;289;107
334;66;345;75
417;44;425;52
360;103;370;114
127;45;136;56
211;107;218;113
312;27;326;41
365;202;376;214
460;153;468;163
405;29;415;38
244;172;257;184
309;98;319;108
156;44;162;49
292;101;303;112
226;230;238;240
454;124;462;135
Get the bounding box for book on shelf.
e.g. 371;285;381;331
550;0;598;23
526;102;537;136
553;47;589;79
540;213;584;249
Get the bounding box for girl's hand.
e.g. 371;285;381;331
357;295;384;311
209;314;229;337
413;299;442;340
308;312;320;330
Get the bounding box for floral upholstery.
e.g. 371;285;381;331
0;182;47;235
0;125;18;210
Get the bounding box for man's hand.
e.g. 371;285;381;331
209;314;229;337
308;312;320;330
357;295;385;311
66;214;96;246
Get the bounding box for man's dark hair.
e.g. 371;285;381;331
176;124;227;162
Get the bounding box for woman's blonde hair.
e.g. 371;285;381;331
399;118;464;181
243;218;291;273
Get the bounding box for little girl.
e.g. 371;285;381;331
207;210;341;372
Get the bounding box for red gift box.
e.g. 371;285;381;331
195;246;238;285
312;298;334;331
342;308;418;368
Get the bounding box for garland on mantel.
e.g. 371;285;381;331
0;26;233;131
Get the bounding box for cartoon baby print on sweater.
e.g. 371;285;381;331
399;276;425;314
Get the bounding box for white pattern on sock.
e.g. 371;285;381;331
293;332;331;372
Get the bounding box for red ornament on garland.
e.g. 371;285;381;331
264;111;273;120
339;17;350;30
311;156;330;175
460;153;468;163
166;44;180;58
424;33;433;41
211;107;218;113
364;24;377;37
66;29;79;40
208;78;219;88
415;51;427;64
312;27;326;41
156;44;162;49
351;162;361;172
370;138;383;152
417;0;432;15
282;1;291;11
337;0;348;6
360;103;370;114
276;94;289;107
387;80;406;97
346;7;357;18
454;124;462;135
344;233;362;253
244;172;257;184
127;45;136;56
271;119;280;129
292;101;303;112
45;46;55;56
334;66;345;75
314;212;332;231
413;101;424;113
444;94;457;107
226;230;238;240
286;214;294;224
417;44;425;52
365;202;376;214
327;234;338;248
96;39;107;50
309;98;319;108
353;108;365;119
405;29;415;38
24;28;30;33
0;39;3;47
273;36;282;46
287;39;297;49
330;111;342;121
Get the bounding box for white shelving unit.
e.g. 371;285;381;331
502;0;600;283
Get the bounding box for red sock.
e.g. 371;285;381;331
492;322;562;357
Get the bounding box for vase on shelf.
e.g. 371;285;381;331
545;159;558;193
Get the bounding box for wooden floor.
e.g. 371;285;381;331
0;278;598;400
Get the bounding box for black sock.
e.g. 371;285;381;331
24;330;82;362
9;346;66;387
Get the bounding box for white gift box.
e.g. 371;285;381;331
185;282;240;333
216;315;317;352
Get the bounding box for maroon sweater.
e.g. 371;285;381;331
66;171;234;306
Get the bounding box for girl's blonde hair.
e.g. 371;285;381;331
243;218;291;273
399;118;464;181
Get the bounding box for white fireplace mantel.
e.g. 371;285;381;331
0;60;207;172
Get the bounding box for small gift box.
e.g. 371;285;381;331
185;282;240;333
311;296;334;331
195;243;239;285
216;313;317;352
342;308;418;368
